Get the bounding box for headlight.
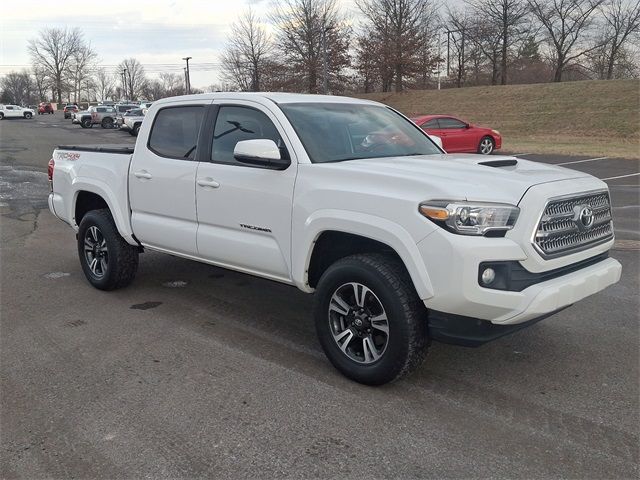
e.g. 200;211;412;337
419;201;519;236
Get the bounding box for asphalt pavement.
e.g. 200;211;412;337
1;113;638;478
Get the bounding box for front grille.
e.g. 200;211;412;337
534;191;613;258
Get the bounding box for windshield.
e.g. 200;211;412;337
279;103;441;163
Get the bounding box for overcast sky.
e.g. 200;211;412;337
0;0;369;88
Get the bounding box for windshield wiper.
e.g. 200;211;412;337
184;145;197;158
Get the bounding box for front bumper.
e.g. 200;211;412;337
417;229;621;326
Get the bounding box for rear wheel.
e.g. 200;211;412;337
314;253;429;385
77;209;138;290
478;136;495;155
0;113;4;120
130;124;140;136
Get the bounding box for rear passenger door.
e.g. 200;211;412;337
195;101;297;282
129;101;208;256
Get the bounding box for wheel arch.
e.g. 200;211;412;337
294;211;434;300
71;182;137;246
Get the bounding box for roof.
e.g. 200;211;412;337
410;114;461;123
153;91;380;107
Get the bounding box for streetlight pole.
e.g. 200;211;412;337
182;56;192;94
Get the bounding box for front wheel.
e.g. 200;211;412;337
81;118;92;128
24;112;33;119
77;209;139;290
478;136;495;155
314;254;429;385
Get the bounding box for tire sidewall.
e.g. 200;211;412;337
81;118;92;128
314;260;414;385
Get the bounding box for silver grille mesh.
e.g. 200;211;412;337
534;191;613;257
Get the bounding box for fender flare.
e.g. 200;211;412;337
70;179;137;246
293;209;434;300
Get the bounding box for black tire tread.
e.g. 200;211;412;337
314;253;429;385
78;209;138;290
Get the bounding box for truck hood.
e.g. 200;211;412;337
320;154;591;205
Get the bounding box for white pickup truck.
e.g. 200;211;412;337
48;93;621;385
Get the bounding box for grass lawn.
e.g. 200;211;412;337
356;79;640;159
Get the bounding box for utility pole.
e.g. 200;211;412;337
437;30;442;90
184;68;188;94
322;27;329;94
121;69;126;101
182;56;192;94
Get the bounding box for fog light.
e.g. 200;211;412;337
481;267;496;285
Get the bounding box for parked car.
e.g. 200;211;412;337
117;108;145;136
114;103;140;127
63;104;79;119
139;102;153;114
48;93;621;385
38;102;54;115
0;104;35;119
411;114;501;155
76;105;117;128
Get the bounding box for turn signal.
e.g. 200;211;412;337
419;205;450;220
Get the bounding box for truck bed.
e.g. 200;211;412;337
57;144;135;154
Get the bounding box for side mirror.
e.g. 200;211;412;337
428;134;444;150
234;139;290;170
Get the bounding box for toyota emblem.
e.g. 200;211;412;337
579;206;594;229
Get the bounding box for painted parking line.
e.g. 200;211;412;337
602;172;640;181
556;157;608;166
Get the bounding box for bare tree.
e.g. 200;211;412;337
0;71;34;105
465;0;530;84
32;65;51;102
527;0;605;82
446;8;475;87
598;0;640;79
28;28;84;105
94;68;116;101
357;0;435;92
221;9;272;91
271;0;351;93
117;58;147;100
69;44;98;102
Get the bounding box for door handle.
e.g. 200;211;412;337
134;170;152;179
197;178;220;188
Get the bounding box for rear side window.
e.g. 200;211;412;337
439;117;466;129
211;106;284;165
422;119;440;129
148;106;204;160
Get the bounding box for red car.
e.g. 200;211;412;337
63;104;78;119
38;102;54;115
411;114;501;155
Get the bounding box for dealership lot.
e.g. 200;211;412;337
1;114;638;478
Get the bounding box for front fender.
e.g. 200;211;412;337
292;209;434;300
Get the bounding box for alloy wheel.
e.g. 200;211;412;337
84;226;108;278
328;282;390;364
480;138;494;154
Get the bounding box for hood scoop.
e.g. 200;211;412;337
479;159;518;168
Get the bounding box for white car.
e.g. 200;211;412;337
48;92;621;385
0;104;34;120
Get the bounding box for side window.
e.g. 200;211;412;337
212;106;284;165
421;119;440;130
97;107;106;113
439;117;466;129
6;106;13;110
148;106;204;160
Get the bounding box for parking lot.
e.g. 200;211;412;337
1;113;638;478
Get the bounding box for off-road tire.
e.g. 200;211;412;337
77;209;138;291
24;112;32;119
101;117;114;129
81;118;92;128
314;253;429;385
130;124;140;136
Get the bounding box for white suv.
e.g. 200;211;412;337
0;105;35;120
